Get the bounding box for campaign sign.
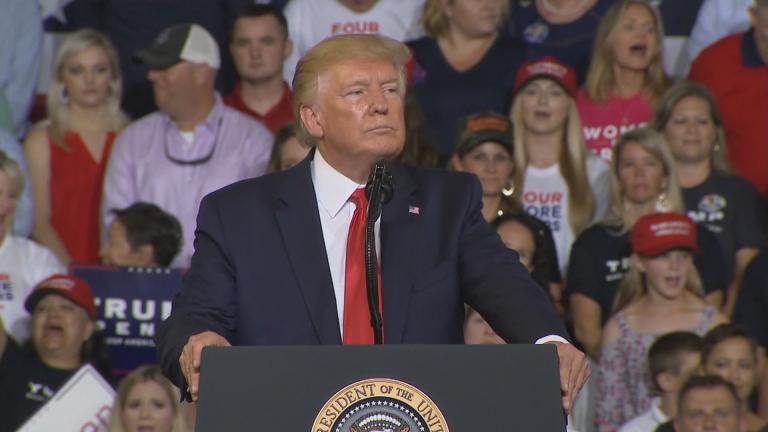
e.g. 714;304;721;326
71;265;182;377
18;364;115;432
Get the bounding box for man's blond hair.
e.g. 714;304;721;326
292;34;410;145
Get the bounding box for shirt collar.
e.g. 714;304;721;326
161;92;225;133
742;29;766;68
311;150;364;219
650;397;670;423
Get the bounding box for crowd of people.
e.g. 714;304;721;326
0;0;767;431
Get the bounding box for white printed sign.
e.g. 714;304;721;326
18;364;115;432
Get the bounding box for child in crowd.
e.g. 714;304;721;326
596;212;727;432
702;324;768;432
100;202;182;268
618;331;704;432
568;128;725;360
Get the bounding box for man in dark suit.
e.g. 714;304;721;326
156;34;589;412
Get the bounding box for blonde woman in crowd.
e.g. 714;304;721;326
577;0;668;162
567;128;725;360
25;29;128;266
652;81;763;317
509;56;610;276
108;365;191;432
596;212;727;432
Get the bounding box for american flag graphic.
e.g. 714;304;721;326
408;205;420;215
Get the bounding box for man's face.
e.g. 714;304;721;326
302;58;405;177
230;15;291;84
147;61;197;116
675;387;743;432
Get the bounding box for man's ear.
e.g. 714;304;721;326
656;371;676;393
299;104;323;139
136;244;155;267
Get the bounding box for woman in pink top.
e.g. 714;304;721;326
577;0;669;162
24;29;128;265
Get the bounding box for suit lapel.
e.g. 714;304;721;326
380;164;420;343
274;151;342;344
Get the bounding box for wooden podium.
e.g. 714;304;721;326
196;344;566;431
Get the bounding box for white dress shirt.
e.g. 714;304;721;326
618;397;669;432
310;150;565;345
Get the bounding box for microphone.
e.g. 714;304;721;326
364;160;394;219
363;160;394;344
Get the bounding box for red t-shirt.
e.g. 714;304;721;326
224;81;294;134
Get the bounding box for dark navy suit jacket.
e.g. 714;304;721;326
156;152;568;390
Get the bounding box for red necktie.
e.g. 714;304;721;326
343;188;383;344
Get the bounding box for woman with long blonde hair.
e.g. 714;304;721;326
509;57;610;276
577;0;669;162
596;212;727;432
567;127;726;360
652;81;763;317
24;29;128;265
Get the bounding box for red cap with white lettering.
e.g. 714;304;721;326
25;274;97;320
631;213;699;257
513;56;578;97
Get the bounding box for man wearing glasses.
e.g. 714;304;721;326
101;23;274;268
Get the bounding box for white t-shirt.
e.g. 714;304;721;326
0;235;65;342
617;397;669;432
522;155;609;274
282;0;426;83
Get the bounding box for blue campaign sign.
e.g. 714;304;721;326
71;265;182;377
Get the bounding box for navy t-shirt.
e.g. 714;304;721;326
407;35;526;163
733;250;768;348
508;0;617;82
566;222;726;325
656;0;705;36
683;173;765;283
0;344;78;432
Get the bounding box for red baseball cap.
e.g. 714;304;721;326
25;274;97;320
513;56;578;97
631;213;699;257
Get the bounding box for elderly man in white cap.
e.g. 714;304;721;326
101;23;273;268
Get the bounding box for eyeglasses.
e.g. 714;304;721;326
164;117;223;166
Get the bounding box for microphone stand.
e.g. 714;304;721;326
364;161;393;345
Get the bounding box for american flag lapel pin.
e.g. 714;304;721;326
408;205;420;215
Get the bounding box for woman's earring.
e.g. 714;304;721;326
502;178;515;197
655;192;671;212
59;86;69;105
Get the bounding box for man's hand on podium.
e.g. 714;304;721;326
546;341;590;415
180;331;231;401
